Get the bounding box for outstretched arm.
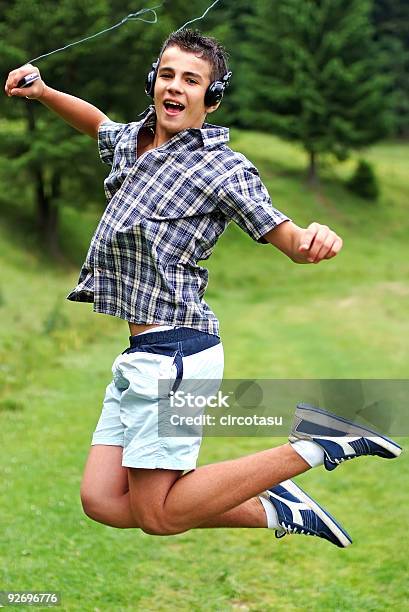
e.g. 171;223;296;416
263;220;343;264
4;64;109;139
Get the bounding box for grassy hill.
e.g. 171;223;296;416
0;133;408;610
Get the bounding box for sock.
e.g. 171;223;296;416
290;439;325;467
259;495;279;529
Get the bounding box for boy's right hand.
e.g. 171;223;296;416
4;64;45;100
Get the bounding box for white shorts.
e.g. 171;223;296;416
91;326;224;470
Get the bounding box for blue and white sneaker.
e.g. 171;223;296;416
262;479;352;548
289;402;402;471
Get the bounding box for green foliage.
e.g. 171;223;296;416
0;0;229;250
235;0;395;177
372;0;409;136
0;398;24;412
0;133;409;609
0;0;408;247
42;298;70;335
347;159;380;200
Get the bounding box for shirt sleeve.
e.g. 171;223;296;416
217;165;291;244
97;120;128;166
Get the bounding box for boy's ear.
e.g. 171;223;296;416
205;101;221;114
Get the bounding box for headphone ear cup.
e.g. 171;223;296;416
145;61;158;98
205;72;232;107
204;82;224;107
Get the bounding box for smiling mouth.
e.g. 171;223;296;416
163;100;185;116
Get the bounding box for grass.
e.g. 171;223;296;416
0;131;408;611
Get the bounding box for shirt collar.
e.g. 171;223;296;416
137;105;230;149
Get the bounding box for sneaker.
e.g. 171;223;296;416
290;402;402;471
262;479;352;548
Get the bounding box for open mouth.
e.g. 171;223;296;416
163;100;185;116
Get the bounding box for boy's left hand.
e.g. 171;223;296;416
297;222;343;263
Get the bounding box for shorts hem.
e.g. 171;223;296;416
122;460;197;470
91;439;124;447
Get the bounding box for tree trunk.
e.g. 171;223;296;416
307;149;319;185
34;164;48;232
49;171;62;258
26;101;62;259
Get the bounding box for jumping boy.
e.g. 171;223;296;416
5;30;401;546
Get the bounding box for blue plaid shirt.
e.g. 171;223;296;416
67;106;290;335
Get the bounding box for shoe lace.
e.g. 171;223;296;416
333;456;354;464
275;522;314;539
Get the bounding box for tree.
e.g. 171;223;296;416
372;0;409;137
0;0;114;256
0;0;225;256
0;0;172;256
238;0;394;182
201;0;258;127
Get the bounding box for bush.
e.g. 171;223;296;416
347;159;380;200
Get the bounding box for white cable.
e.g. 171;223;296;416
26;5;161;65
176;0;221;32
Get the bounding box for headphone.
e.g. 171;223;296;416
145;58;232;107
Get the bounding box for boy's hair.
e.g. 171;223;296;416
159;29;229;82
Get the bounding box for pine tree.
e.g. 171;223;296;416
240;0;394;182
0;0;111;257
0;0;170;255
372;0;409;137
196;0;258;126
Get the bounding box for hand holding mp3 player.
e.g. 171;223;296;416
4;65;44;100
17;73;41;88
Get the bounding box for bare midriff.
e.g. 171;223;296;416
128;322;162;336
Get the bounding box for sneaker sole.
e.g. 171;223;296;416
290;403;402;457
280;479;353;548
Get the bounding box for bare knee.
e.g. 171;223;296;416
134;507;184;536
140;520;183;536
80;488;103;522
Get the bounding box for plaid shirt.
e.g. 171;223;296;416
67;106;290;335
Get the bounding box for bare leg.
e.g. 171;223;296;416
80;445;267;529
128;444;309;534
80;445;133;528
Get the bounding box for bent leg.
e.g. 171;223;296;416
128;443;309;534
80;444;267;530
80;444;138;528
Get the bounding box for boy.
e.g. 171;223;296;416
5;30;401;546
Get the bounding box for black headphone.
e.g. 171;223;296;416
145;59;232;107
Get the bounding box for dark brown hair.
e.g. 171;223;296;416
159;28;229;82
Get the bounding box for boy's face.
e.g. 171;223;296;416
153;45;219;137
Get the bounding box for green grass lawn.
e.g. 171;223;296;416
0;132;408;611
